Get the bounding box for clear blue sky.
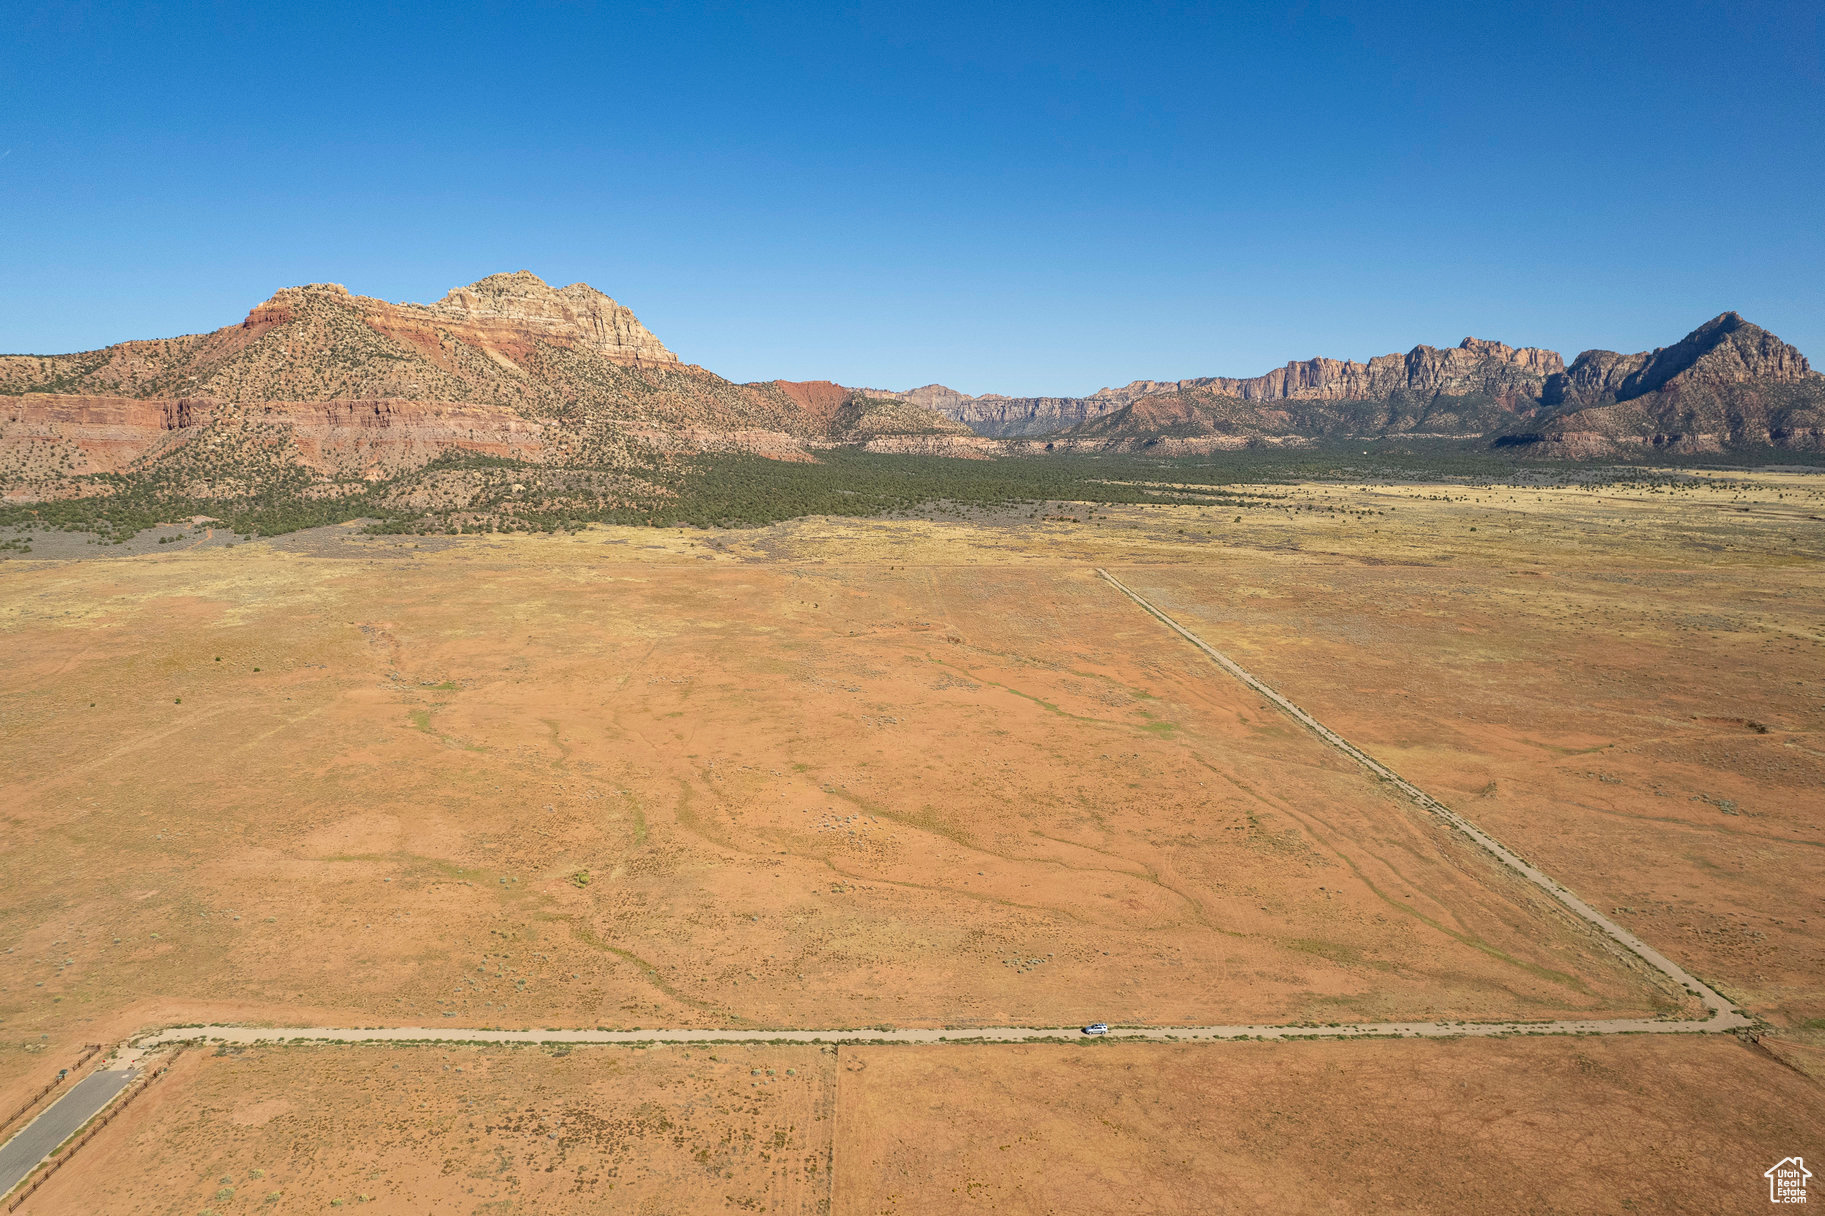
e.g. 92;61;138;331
4;1;1820;395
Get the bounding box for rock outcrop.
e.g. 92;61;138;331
0;273;981;512
0;391;549;501
1185;337;1563;404
4;283;1818;512
1544;313;1812;406
0;273;694;409
905;387;1127;438
910;338;1565;440
420;271;681;367
916;321;1821;455
770;381;975;441
826;394;973;441
1496;314;1825;455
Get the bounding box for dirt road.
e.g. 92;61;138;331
133;1010;1740;1052
130;573;1752;1054
1092;567;1748;1031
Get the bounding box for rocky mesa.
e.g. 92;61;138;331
0;272;967;502
3;278;1819;522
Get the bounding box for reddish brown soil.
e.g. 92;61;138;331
0;528;1673;1095
27;1042;834;1214
1115;478;1825;1024
24;1035;1822;1215
2;472;1821;1212
834;1035;1824;1215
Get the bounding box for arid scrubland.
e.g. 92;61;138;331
2;468;1821;1212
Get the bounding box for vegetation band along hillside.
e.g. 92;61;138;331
5;444;1823;543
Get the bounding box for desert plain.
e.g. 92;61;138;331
2;468;1823;1213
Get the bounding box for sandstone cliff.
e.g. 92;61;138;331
920;321;1820;455
424;271;680;367
1497;314;1825;455
0;274;980;507
769;381;979;441
909;337;1565;439
0;273;719;419
906;386;1127;438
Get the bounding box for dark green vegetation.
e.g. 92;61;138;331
5;441;1820;545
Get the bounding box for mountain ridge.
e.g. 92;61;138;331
902;336;1567;438
0;273;972;512
3;279;1820;517
886;316;1822;455
1500;313;1825;456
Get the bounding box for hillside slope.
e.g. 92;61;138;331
913;337;1563;441
917;320;1821;455
1497;313;1825;455
0;274;966;525
0;283;749;530
1038;338;1558;449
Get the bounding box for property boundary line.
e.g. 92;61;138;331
0;1047;99;1142
4;1051;181;1212
1092;566;1745;1031
114;569;1757;1057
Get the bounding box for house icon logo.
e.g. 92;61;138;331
1766;1157;1810;1204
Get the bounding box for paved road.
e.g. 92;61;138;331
125;570;1749;1058
0;1068;135;1198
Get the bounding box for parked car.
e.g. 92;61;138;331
1081;1023;1109;1035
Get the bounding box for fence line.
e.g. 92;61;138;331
0;1046;100;1141
6;1050;183;1213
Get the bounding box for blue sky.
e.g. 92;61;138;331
3;1;1820;395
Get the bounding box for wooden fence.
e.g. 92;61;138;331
5;1049;183;1213
0;1046;100;1141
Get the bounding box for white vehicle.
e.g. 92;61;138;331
1081;1022;1109;1035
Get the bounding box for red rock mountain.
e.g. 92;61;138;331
3;281;1817;511
907;319;1821;454
906;338;1566;439
0;273;966;497
1502;313;1825;455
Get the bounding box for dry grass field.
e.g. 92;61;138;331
835;1035;1824;1216
3;467;1822;1212
27;1041;835;1214
19;1036;1823;1215
1114;474;1825;1027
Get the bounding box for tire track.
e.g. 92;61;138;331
1093;566;1746;1031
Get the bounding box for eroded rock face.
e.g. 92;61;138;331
0;272;685;411
827;395;973;440
0;274;825;468
1502;314;1825;456
0;392;547;499
1184;337;1564;404
421;271;680;367
911;390;1127;439
1546;313;1814;407
911;338;1565;438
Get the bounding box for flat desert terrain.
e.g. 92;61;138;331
13;1035;1820;1215
2;468;1821;1212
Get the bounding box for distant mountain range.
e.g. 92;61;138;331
887;314;1824;456
3;272;1820;510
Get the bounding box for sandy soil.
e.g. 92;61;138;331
833;1035;1824;1215
22;1034;1821;1215
1;518;1687;1078
26;1041;835;1214
1108;474;1825;1025
2;467;1821;1211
